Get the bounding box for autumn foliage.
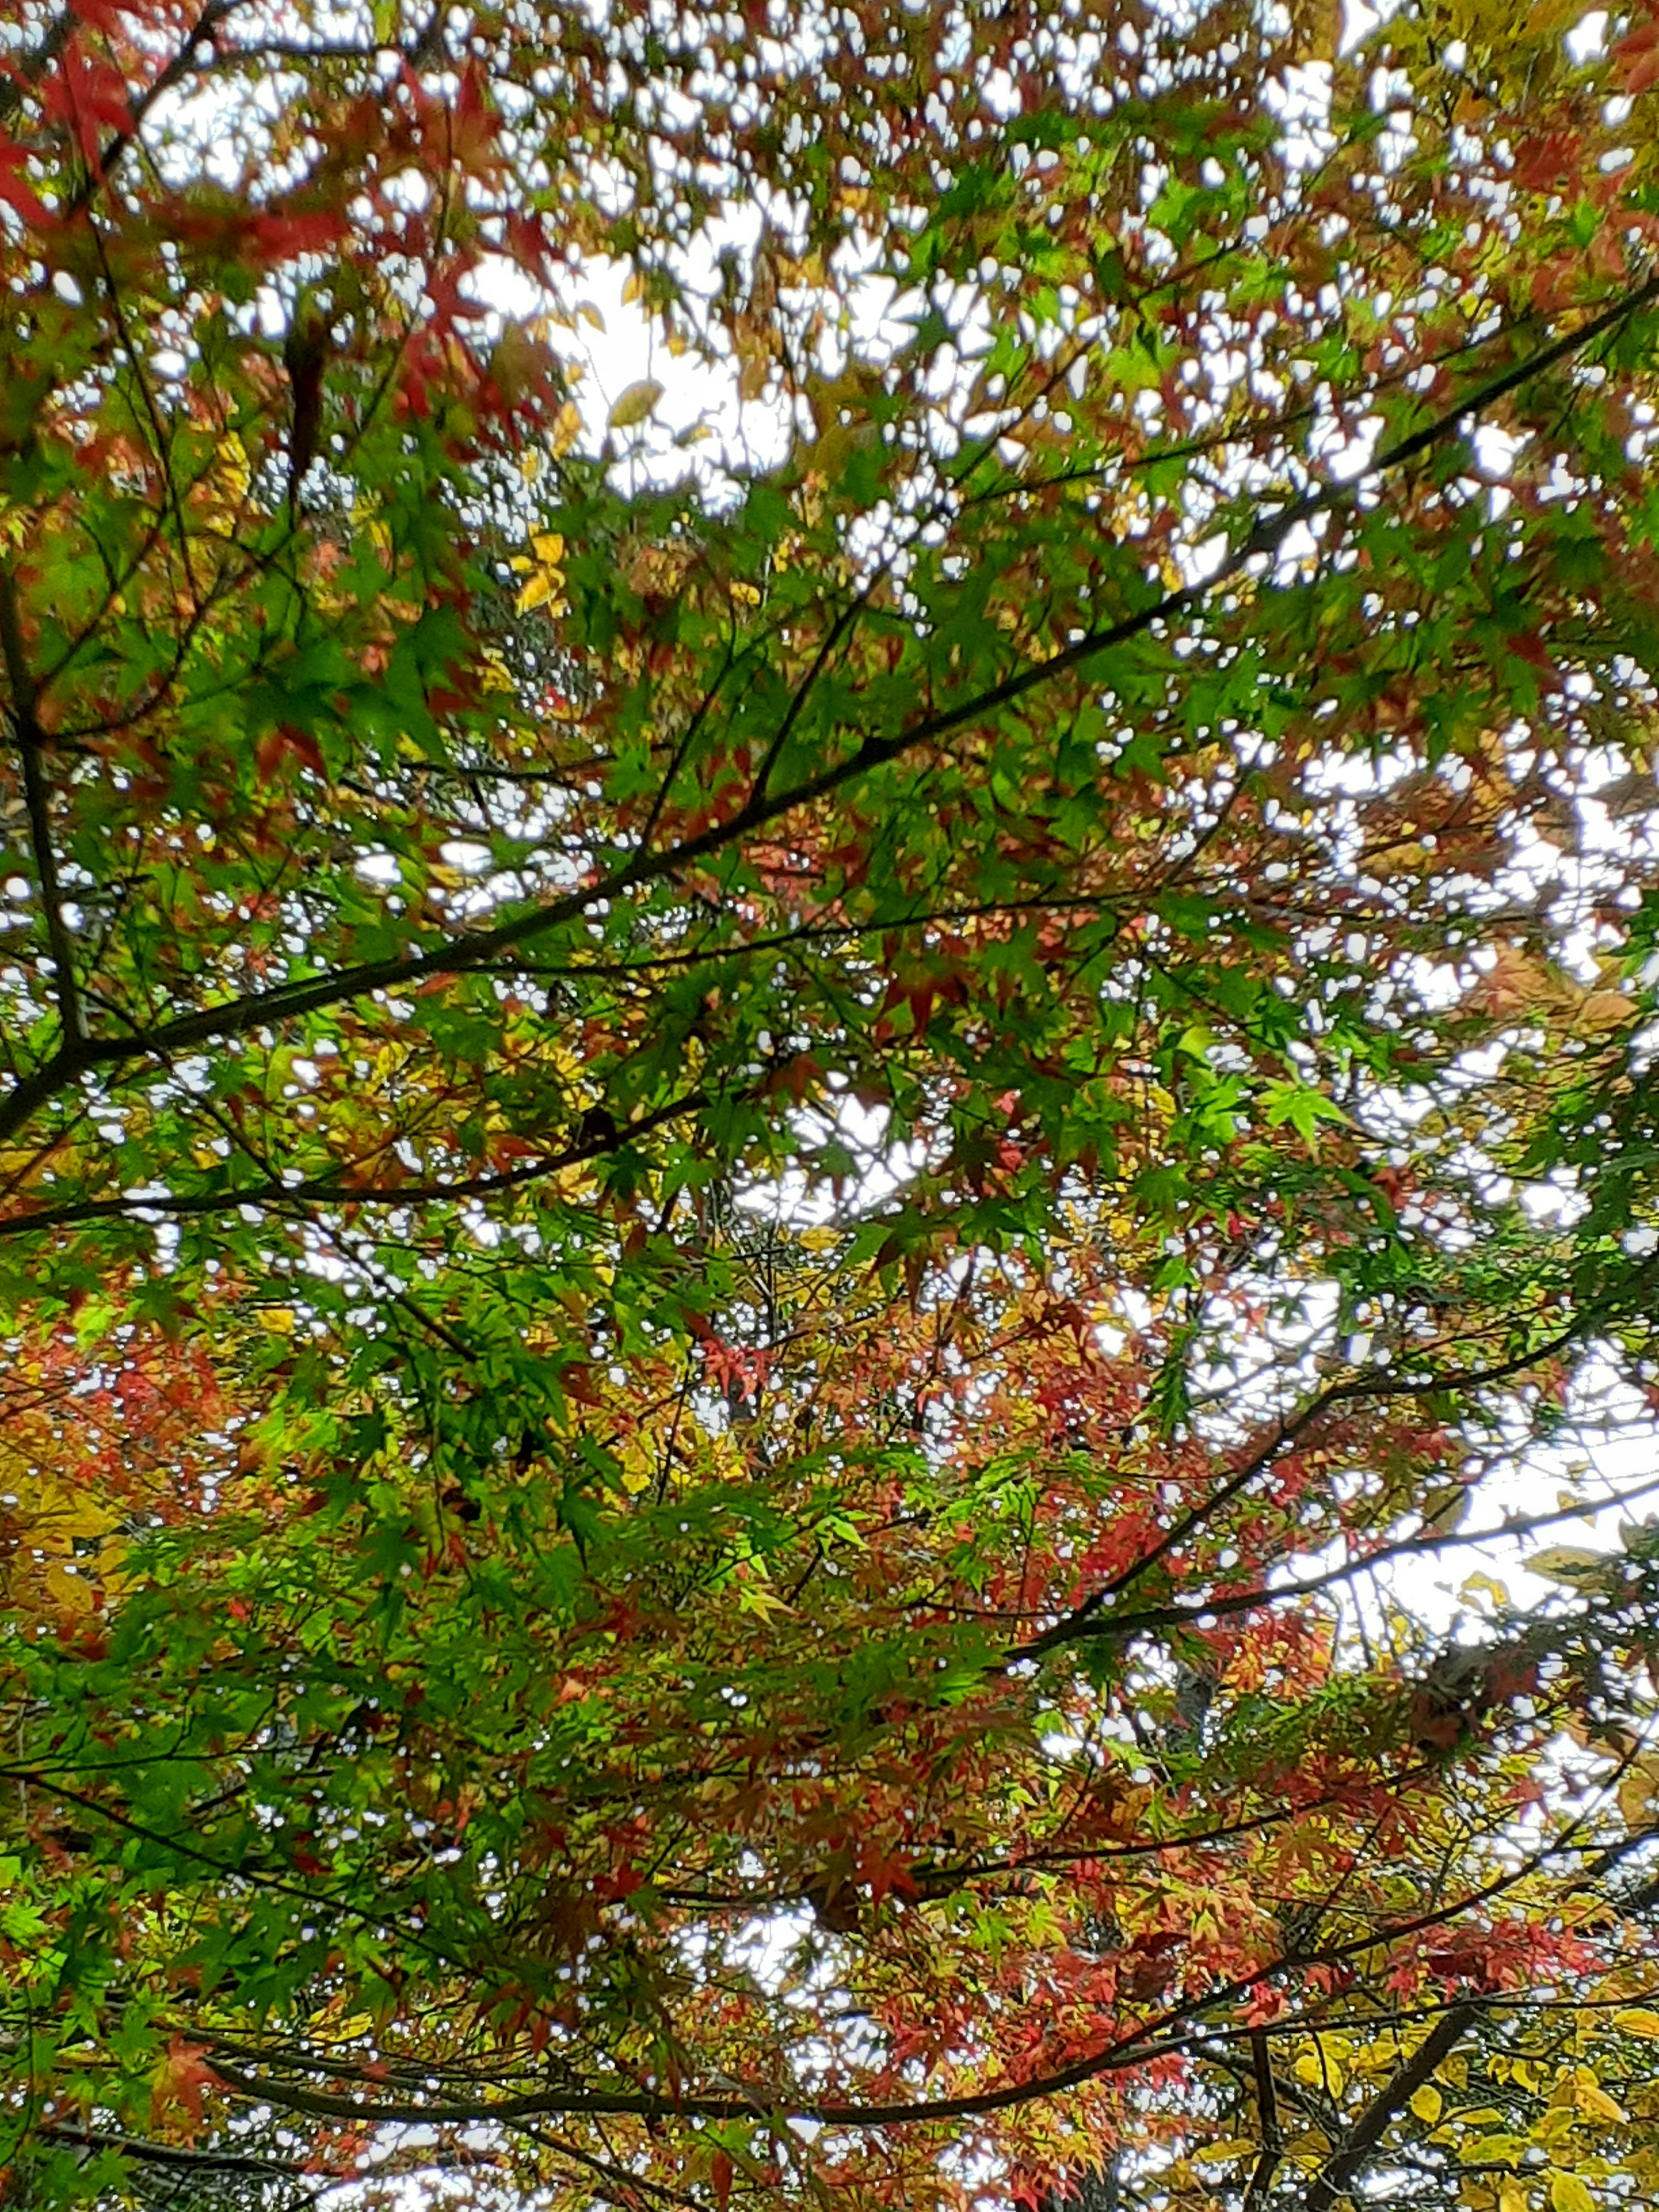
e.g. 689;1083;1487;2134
7;0;1659;2209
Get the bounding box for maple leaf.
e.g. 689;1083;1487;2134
3;6;1659;2212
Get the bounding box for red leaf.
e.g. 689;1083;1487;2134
560;1361;601;1407
711;2151;734;2211
763;1052;822;1103
253;727;286;785
44;40;131;167
254;725;326;783
153;2040;219;2136
1615;20;1659;93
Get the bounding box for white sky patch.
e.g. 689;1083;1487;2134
1567;9;1611;62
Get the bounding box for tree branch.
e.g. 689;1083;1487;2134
0;1087;704;1239
1241;2031;1281;2212
1304;2001;1477;2212
38;2126;312;2181
0;561;85;1049
0;278;1651;1150
193;1879;1517;2136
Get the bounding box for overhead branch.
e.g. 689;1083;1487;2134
1241;2032;1282;2212
0;277;1650;1150
0;562;84;1049
0;1087;706;1240
194;1879;1523;2135
38;2126;313;2181
1304;2001;1478;2212
1010;1301;1608;1664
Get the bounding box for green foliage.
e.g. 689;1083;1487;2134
6;1;1659;2209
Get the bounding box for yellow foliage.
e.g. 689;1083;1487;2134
1193;2141;1256;2166
1548;2174;1595;2212
516;568;562;614
1616;1754;1659;1829
1574;2078;1627;2125
1293;2045;1345;2098
607;379;664;432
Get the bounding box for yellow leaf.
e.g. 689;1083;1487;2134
1549;2174;1595;2212
93;1538;131;1595
551;398;583;455
1524;0;1590;33
44;1561;93;1614
1463;2136;1526;2167
621;270;642;305
34;1486;118;1544
516;570;559;614
215;436;251;501
1615;2009;1659;2039
531;532;564;564
1527;1546;1608;1584
1193;2141;1256;2166
1532;2107;1578;2146
258;1307;295;1335
1500;2187;1529;2212
607;378;664;432
1574;2080;1626;2124
576;300;606;331
1293;2049;1345;2098
1423;1483;1471;1534
737;1587;792;1623
1461;1572;1510;1608
1617;1755;1659;1827
1411;2085;1444;2124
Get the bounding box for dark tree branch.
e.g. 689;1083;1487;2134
1014;1464;1659;1660
38;2126;313;2180
0;562;84;1047
1012;1302;1601;1664
190;1865;1541;2134
0;1087;704;1240
65;0;242;216
1241;2031;1281;2212
1304;2001;1478;2212
0;278;1651;1151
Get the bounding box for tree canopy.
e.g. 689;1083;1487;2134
8;0;1659;2209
